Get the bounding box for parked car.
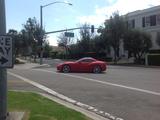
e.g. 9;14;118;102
57;57;107;73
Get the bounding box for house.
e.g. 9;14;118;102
109;5;160;59
126;5;160;50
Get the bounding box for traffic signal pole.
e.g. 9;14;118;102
45;26;97;34
0;0;7;120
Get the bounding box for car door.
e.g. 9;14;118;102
71;62;81;72
79;59;92;72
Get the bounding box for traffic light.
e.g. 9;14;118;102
91;25;94;33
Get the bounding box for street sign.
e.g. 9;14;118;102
65;32;74;37
0;35;13;68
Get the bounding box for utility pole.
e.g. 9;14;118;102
0;0;7;120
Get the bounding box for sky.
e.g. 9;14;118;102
5;0;160;46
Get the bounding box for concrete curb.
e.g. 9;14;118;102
39;93;108;120
39;92;124;120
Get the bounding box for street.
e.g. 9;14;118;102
8;63;160;120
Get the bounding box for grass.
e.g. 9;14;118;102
8;91;91;120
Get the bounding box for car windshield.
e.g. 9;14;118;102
76;57;96;63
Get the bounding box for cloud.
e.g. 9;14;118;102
77;15;106;26
96;0;160;16
77;0;160;26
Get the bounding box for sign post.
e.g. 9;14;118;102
0;0;13;120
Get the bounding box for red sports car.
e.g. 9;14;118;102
57;57;107;73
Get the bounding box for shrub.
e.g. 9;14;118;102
149;49;160;54
148;54;160;66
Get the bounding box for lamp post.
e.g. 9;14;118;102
40;1;72;65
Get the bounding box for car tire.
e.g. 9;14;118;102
62;65;70;73
93;65;101;73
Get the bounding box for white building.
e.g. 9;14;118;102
110;5;160;59
126;5;160;50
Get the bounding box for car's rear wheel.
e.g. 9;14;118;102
62;65;70;73
93;65;101;73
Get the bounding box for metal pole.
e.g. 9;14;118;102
0;0;7;120
39;2;72;64
40;6;43;65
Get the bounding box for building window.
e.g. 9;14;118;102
145;16;150;26
157;14;160;25
150;15;156;26
128;19;135;28
132;19;135;28
142;17;145;27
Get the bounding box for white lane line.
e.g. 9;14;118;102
34;69;160;96
8;72;77;104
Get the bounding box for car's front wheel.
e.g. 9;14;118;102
93;65;101;73
62;65;70;73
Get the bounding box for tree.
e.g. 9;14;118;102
57;33;69;47
57;33;72;58
22;17;46;59
78;24;92;53
97;26;111;54
91;35;107;53
43;40;52;58
68;43;80;58
104;12;127;63
7;29;23;56
123;29;152;63
20;29;31;56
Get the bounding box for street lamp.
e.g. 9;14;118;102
40;1;72;65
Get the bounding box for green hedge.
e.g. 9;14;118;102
149;49;160;54
148;54;160;66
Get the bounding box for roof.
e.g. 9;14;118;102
126;5;160;17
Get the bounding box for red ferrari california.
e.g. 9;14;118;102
57;57;107;73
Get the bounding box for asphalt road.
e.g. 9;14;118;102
8;64;160;120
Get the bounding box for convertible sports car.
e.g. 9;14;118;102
57;57;107;73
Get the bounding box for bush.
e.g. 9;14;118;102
149;49;160;54
56;52;65;59
97;57;112;62
134;58;145;65
148;54;160;66
50;51;57;59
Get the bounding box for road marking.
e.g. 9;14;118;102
8;72;76;104
34;69;160;96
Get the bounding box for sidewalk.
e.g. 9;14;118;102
14;58;50;69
